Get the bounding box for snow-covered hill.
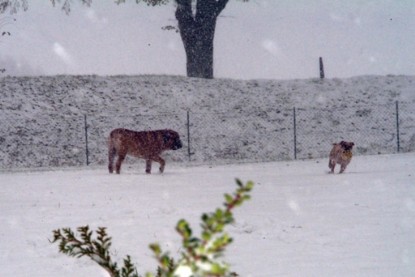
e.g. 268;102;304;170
1;74;415;169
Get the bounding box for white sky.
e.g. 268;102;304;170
0;0;414;80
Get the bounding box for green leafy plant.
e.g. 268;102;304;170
51;226;139;277
51;179;254;277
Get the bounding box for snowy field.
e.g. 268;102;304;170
1;152;414;277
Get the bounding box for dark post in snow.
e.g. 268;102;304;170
293;107;297;160
186;110;193;161
319;57;325;79
395;101;400;153
84;114;89;166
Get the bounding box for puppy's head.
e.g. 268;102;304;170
340;141;354;151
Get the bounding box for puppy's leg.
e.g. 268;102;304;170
339;163;347;174
329;159;336;173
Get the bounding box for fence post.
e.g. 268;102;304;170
319;57;325;79
187;110;191;161
293;107;297;159
396;101;400;153
84;114;90;165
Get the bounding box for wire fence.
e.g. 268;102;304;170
0;101;414;169
183;101;414;163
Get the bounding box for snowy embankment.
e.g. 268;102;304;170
1;74;415;169
0;153;414;276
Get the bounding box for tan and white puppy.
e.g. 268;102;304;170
328;141;355;174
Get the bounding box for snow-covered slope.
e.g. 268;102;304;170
1;75;415;169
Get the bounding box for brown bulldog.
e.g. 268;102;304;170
108;128;182;174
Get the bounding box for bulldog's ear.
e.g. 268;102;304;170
163;131;171;144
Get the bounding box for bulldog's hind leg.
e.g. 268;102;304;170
115;152;126;174
150;156;165;173
145;159;152;174
108;147;116;173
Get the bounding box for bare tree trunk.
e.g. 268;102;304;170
175;0;228;79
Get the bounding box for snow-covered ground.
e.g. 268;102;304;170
1;74;415;169
1;152;414;276
1;74;415;276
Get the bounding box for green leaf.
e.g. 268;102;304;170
160;255;171;268
201;231;211;241
149;243;161;256
235;178;244;187
176;219;192;239
224;193;233;204
246;180;254;190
